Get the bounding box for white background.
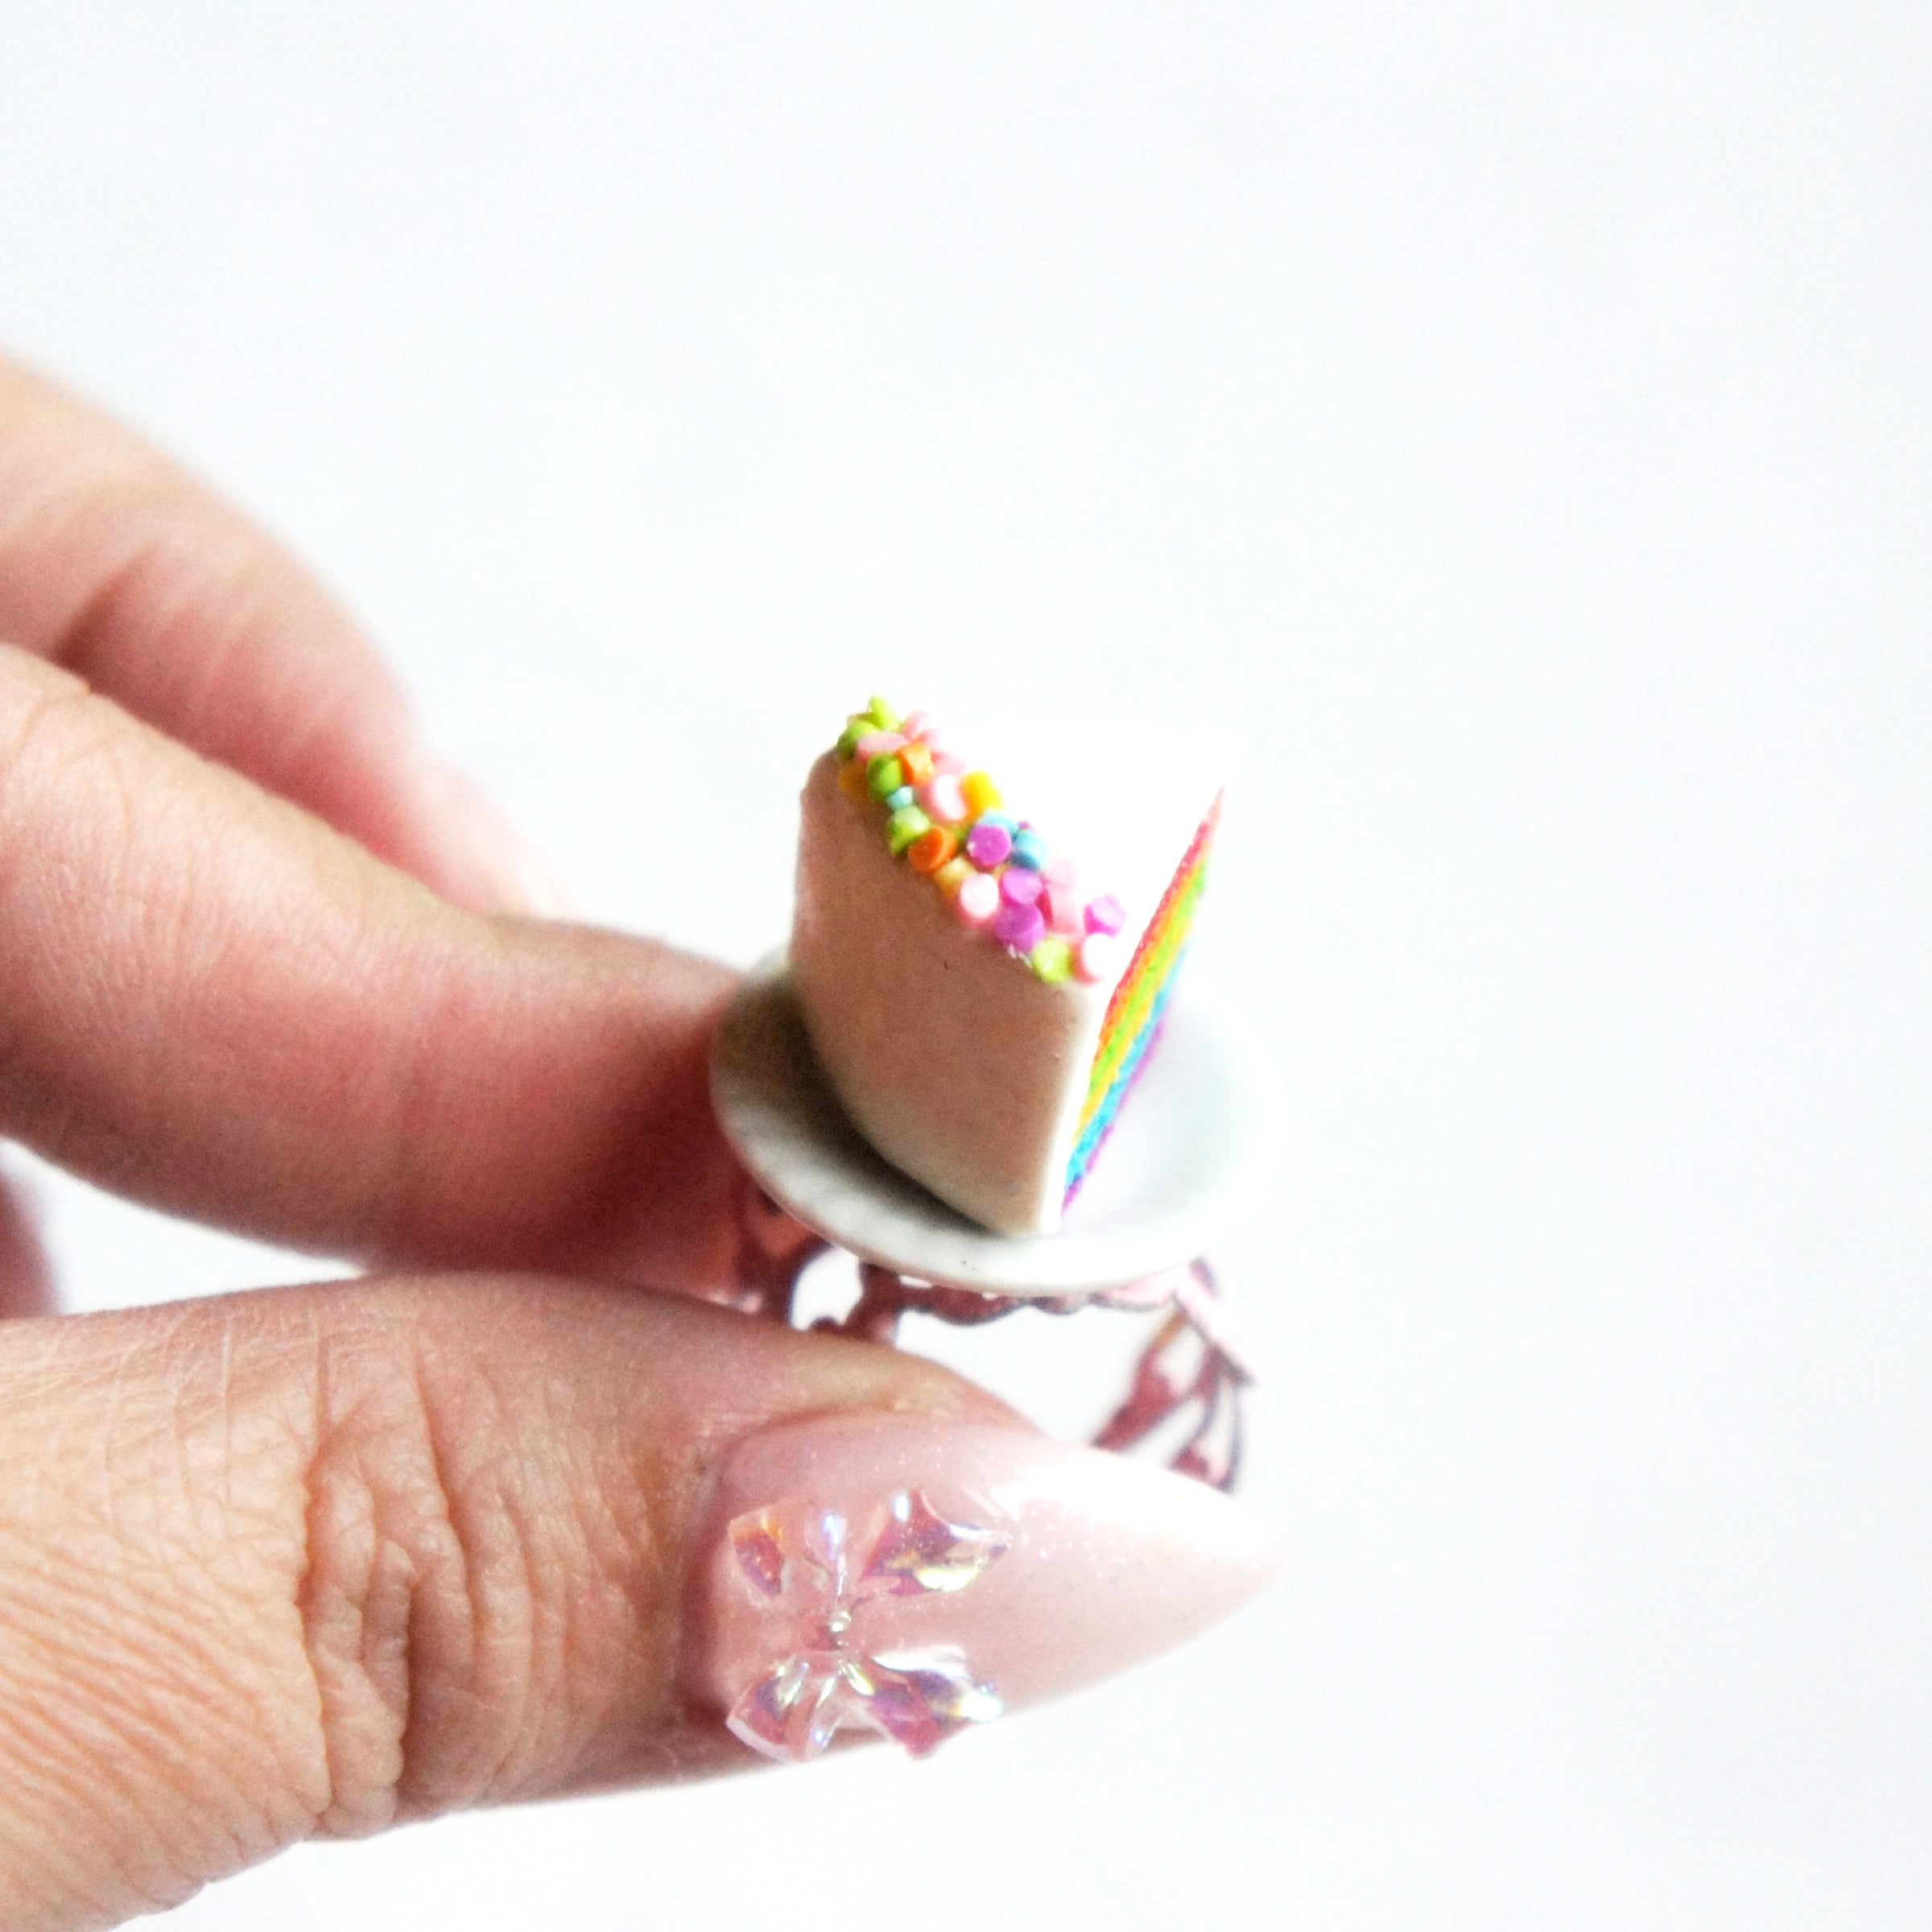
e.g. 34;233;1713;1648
2;2;1928;1926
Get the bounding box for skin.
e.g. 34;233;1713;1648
0;357;1013;1929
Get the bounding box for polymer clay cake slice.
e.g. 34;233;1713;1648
791;698;1220;1236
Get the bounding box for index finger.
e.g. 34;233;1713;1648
0;644;744;1295
0;355;545;914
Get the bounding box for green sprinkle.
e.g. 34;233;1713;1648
866;696;902;731
887;806;931;855
1030;937;1075;983
867;753;906;799
835;714;871;758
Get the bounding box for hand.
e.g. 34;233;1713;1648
0;360;1275;1930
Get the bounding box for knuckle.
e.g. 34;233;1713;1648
296;1307;663;1833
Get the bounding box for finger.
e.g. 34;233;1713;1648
0;1276;1277;1927
0;356;554;914
0;646;739;1294
0;1164;55;1318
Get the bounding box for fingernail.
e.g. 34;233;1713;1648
687;1415;1281;1765
427;764;576;918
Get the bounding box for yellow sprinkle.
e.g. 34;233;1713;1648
960;771;1003;815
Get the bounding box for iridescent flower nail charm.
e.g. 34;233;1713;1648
723;1488;1012;1762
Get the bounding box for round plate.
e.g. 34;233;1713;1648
709;953;1259;1296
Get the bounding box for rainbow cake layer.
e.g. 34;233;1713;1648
790;697;1220;1236
1065;796;1218;1200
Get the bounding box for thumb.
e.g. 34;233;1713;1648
0;1277;1278;1929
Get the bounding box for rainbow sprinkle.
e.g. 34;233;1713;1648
830;697;1121;981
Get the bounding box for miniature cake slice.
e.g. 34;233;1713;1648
790;697;1220;1236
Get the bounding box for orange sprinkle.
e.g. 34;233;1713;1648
908;826;960;875
837;759;872;804
898;741;935;787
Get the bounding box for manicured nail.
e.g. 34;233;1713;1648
687;1415;1281;1764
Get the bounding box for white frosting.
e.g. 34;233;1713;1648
789;728;1220;1237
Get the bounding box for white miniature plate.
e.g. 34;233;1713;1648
710;953;1259;1297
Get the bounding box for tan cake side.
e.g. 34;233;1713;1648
790;751;1110;1234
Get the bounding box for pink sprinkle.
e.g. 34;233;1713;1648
999;867;1043;906
967;821;1013;867
1044;888;1084;936
956;871;1000;927
1075;933;1117;983
1084;893;1126;936
921;774;968;825
1040;862;1083;935
854;730;906;761
933;751;968;775
902;710;935;741
993;901;1046;952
